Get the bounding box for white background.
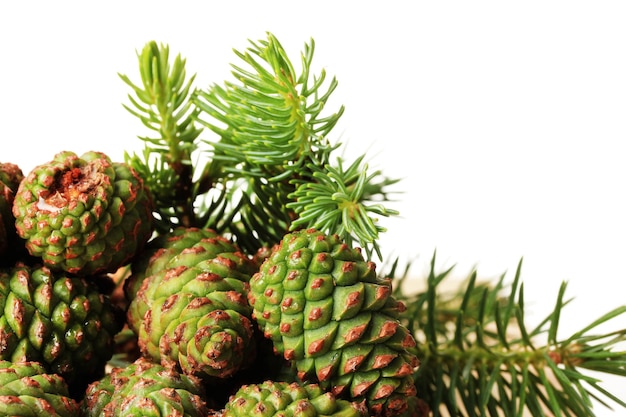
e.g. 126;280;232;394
1;2;625;415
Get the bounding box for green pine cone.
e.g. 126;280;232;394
12;151;154;276
0;218;6;256
83;357;209;417
127;228;259;380
248;229;420;417
0;162;25;192
0;162;25;262
0;181;11;257
0;360;80;416
124;227;236;306
0;264;123;386
219;380;368;417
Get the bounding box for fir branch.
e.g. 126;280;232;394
188;32;345;252
119;41;204;231
193;32;342;180
390;253;626;417
190;32;399;256
287;154;400;259
121;34;400;258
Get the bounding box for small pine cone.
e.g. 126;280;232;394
12;151;153;276
83;357;209;417
0;360;80;416
248;229;421;417
220;380;368;417
0;263;124;387
0;162;25;262
127;227;258;380
0;162;24;192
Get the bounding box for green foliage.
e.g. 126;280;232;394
119;41;203;232
121;33;399;256
194;33;341;180
389;253;626;417
287;154;400;259
120;33;626;416
191;33;345;254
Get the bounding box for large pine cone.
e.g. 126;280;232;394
248;229;420;417
12;151;153;276
0;263;123;387
127;227;259;381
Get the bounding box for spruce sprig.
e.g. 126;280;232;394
390;253;626;416
119;41;204;232
120;34;399;256
194;33;342;180
288;154;400;259
190;32;398;256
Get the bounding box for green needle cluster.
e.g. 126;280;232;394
120;33;398;258
390;253;626;416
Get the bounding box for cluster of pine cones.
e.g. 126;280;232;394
0;151;428;417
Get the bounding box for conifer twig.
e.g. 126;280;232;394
390;253;626;416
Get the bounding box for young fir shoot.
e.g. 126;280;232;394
288;154;400;259
121;34;399;256
192;32;399;257
119;41;203;233
389;253;626;417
